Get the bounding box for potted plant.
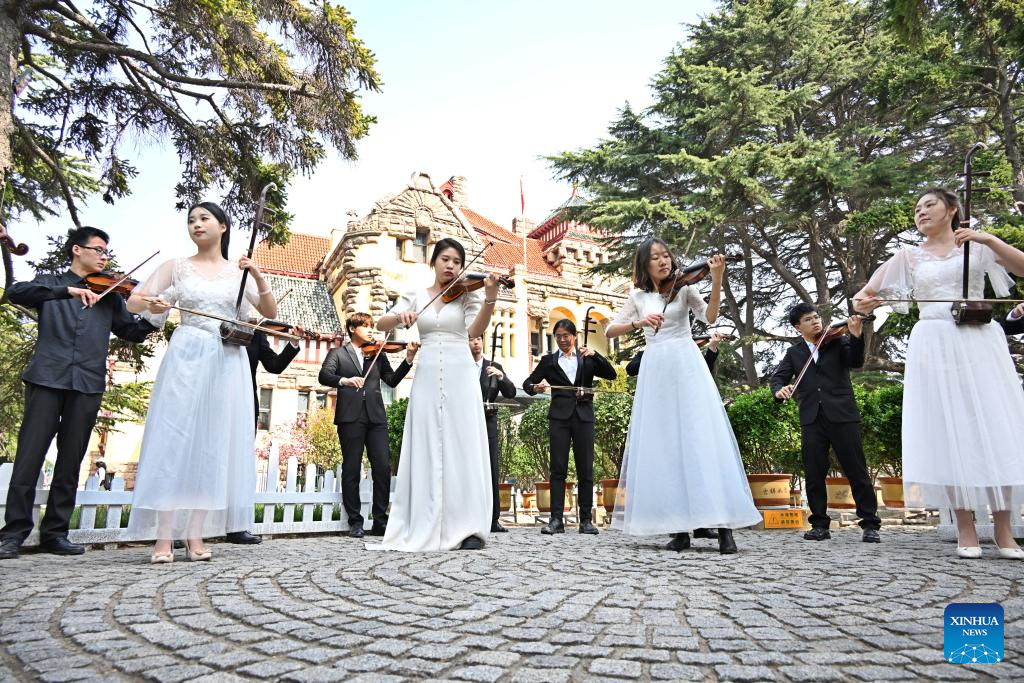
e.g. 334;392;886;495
727;388;801;507
592;379;633;513
863;383;904;507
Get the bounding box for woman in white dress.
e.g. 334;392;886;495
855;188;1024;560
372;238;498;551
127;202;278;563
605;239;761;554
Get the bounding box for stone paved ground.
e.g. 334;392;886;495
0;526;1020;682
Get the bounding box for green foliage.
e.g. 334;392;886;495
593;372;634;480
386;397;408;472
859;380;904;477
0;300;36;461
727;387;802;480
95;380;152;439
304;407;342;474
516;401;551;482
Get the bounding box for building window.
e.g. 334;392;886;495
315;391;328;410
382;384;395;406
530;332;541;357
413;229;428;263
297;390;310;415
395;239;404;261
258;388;273;430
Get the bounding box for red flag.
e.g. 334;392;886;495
520;176;525;217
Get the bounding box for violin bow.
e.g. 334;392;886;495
786;314;871;400
652;258;685;336
87;250;161;308
362;240;496;387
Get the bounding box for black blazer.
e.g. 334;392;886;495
625;348;717;376
318;345;411;425
479;359;517;403
1000;314;1024;336
246;331;300;416
523;350;617;422
769;334;864;426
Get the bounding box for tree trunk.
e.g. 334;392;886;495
0;1;20;297
994;58;1024;205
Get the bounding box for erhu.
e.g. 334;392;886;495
483;321;504;415
950;142;993;325
220;183;277;345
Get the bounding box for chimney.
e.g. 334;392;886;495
448;176;469;206
512;217;535;235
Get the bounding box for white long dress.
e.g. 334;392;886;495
867;244;1024;514
368;288;492;551
127;258;260;540
611;286;762;535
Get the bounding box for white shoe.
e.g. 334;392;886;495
956;546;982;559
996;545;1024;560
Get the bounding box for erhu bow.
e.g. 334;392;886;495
484;321;503;413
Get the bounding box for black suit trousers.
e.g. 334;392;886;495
549;414;595;519
485;413;501;524
1;383;103;543
338;419;391;529
801;412;880;530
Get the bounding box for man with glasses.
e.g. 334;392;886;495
0;226;158;560
523;319;617;536
770;303;881;544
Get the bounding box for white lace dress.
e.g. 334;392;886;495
367;288;492;552
127;258;260;540
611;286;762;535
867;244;1024;513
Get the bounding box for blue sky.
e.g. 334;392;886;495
14;0;718;280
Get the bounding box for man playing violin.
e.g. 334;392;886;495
523;318;617;535
318;312;419;538
769;303;881;543
0;227;158;560
469;334;517;533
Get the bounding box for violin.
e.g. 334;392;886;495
441;272;514;303
0;226;28;256
815;314;875;350
83;271;139;298
658;255;743;297
254;320;317;340
360;340;410;356
694;333;736;348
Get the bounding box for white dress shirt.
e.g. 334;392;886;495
805;340;819;364
557;350;578;383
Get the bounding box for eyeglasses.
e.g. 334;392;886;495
79;245;110;258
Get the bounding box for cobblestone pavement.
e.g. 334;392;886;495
0;526;1020;682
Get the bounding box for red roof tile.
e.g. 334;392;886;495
254;233;329;278
459;207;560;277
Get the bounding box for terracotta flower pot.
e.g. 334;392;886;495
498;483;513;511
746;473;792;507
878;476;904;508
826;476;856;509
790;489;802;508
600;478;620;513
535;482;574;512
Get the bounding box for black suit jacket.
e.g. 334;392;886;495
522;350;617;422
479;359;517;403
625;348;717;376
769;334;864;426
319;345;411;425
246;331;300;415
1000;314;1024;336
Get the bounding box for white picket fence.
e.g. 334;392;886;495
0;450;387;547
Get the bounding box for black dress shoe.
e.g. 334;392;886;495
803;527;831;541
348;526;365;538
665;533;690;552
862;528;881;543
490;522;508;533
692;528;719;539
459;536;484;550
173;540;185;550
225;531;262;545
718;528;737;555
38;537;85;556
367;526;387;537
540;518;565;535
0;538;20;560
579;520;599;535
